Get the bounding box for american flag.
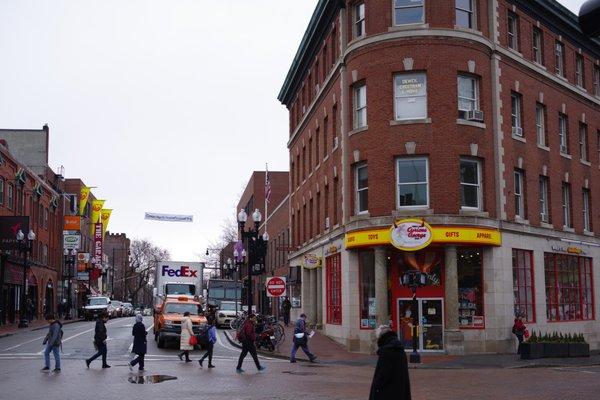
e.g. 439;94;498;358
265;167;272;203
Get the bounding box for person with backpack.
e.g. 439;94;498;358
512;313;527;354
235;314;266;373
41;313;62;373
85;311;110;369
129;314;147;372
290;313;316;363
198;316;217;368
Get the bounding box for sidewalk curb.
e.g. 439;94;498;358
223;330;304;363
31;318;84;331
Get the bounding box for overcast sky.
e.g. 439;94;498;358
0;0;586;262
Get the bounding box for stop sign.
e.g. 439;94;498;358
266;276;286;297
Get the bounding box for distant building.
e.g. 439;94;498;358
104;232;130;301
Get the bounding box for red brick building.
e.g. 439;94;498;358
278;0;600;353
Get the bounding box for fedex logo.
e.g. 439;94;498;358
161;265;198;277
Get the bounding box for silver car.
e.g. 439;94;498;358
216;301;241;328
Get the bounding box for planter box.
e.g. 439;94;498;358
568;343;590;357
520;343;543;359
543;343;569;358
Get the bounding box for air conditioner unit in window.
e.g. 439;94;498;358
333;137;339;148
467;109;484;122
325;217;330;230
512;126;523;136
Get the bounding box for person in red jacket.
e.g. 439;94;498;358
235;314;266;373
512;313;527;354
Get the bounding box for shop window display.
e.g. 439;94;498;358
397;250;443;286
359;250;376;329
458;248;484;328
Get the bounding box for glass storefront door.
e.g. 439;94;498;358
397;298;444;351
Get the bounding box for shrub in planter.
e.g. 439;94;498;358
520;342;544;359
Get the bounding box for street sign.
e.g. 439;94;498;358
266;276;286;297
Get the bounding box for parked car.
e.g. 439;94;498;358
215;301;241;328
108;300;124;318
122;302;134;316
143;307;153;316
83;296;111;321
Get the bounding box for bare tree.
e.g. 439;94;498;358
122;239;170;305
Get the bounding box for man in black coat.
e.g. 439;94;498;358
129;314;147;372
85;312;110;369
369;325;411;400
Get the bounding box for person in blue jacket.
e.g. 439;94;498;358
198;316;217;368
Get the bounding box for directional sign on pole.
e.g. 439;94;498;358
266;276;286;298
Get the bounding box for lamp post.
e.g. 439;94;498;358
401;269;428;363
224;255;241;316
237;208;269;315
17;229;35;328
63;249;76;320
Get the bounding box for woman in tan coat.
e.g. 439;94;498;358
178;311;194;362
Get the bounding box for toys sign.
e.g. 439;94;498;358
266;276;286;298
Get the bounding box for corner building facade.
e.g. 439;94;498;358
278;0;600;354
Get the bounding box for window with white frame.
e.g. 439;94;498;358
514;169;525;218
594;66;600;96
555;41;565;77
353;83;367;129
559;113;569;154
394;0;424;25
457;75;479;119
396;157;428;208
532;28;543;65
536;103;547;146
455;0;474;29
511;92;523;137
355;163;368;214
562;182;571;228
460;158;482;210
354;2;365;38
539;176;550;223
507;12;519;51
582;188;591;232
394;72;427;120
575;54;584;87
580;123;589;162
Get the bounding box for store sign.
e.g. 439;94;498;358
345;224;501;249
63;215;81;231
93;223;103;269
302;253;322;269
0;216;30;250
63;231;81;250
77;271;89;281
390;219;433;251
551;245;586;255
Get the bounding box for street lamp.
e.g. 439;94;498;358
401;269;428;363
62;249;76;320
237;208;268;314
17;229;35;328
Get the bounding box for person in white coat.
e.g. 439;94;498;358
178;311;194;362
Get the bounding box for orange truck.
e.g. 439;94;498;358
153;296;207;348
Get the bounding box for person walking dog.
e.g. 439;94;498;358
369;325;411;400
178;311;194;362
41;314;62;373
235;314;266;373
290;313;316;363
85;311;110;369
129;314;147;372
198;316;217;368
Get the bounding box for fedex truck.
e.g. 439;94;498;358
153;261;204;307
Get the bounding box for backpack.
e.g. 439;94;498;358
197;325;210;345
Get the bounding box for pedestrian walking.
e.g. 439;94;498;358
85;311;110;369
281;297;292;327
290;313;316;363
27;298;35;322
235;314;266;373
512;313;527;354
198;316;217;368
178;311;194;362
41;313;62;373
369;325;411;400
129;314;147;372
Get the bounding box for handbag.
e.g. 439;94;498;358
189;335;198;346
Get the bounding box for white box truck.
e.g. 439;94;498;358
153;261;204;307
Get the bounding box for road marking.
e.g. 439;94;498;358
35;319;125;354
2;336;45;351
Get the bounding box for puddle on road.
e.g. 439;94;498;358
128;374;177;384
282;371;318;376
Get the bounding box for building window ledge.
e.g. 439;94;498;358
584;230;595;237
537;144;550;152
350;212;370;221
563;226;575;233
540;222;554;229
392;208;433;217
560;153;572;160
388;23;429;32
390;118;431;126
457;119;486;129
507;47;523;58
580;159;591;167
511;134;526;143
332;143;339;152
315;164;321;171
459;209;489;217
514;216;530;225
533;62;546;71
556;74;569;83
349;126;368;136
576;85;587;93
453;26;483;36
348;35;366;47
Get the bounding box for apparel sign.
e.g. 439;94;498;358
63;231;81;250
266;276;286;297
0;216;29;250
390;219;433;251
93;223;103;269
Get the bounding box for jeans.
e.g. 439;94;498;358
88;342;108;365
200;342;214;365
291;342;315;361
130;353;145;370
44;345;60;369
236;341;261;369
178;350;191;361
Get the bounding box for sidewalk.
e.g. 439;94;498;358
224;324;600;369
0;317;83;338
